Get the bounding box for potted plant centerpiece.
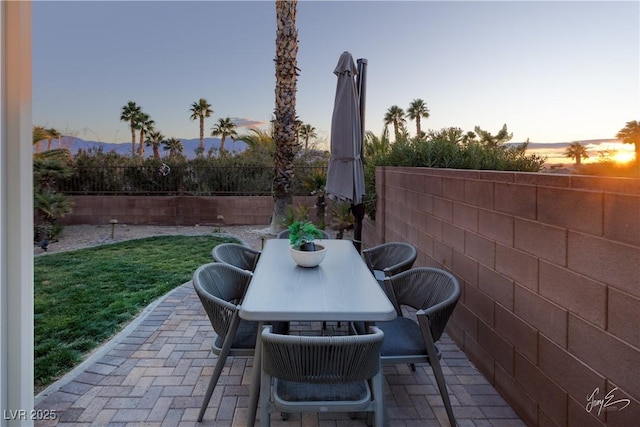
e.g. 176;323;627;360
288;220;327;267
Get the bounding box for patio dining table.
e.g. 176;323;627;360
239;238;397;427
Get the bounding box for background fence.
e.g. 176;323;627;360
56;165;324;196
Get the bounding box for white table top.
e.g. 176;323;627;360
239;239;397;322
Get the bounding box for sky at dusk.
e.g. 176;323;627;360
33;0;639;154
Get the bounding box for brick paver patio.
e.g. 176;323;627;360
35;282;525;427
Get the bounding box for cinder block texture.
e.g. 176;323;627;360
367;168;640;427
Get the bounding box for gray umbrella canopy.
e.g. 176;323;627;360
326;51;365;205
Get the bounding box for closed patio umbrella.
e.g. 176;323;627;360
326;51;367;252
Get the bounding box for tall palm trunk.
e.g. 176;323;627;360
130;121;136;157
199;117;205;154
271;0;299;232
393;119;400;142
138;130;146;158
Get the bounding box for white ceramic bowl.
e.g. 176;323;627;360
289;244;327;268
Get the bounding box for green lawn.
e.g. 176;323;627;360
34;234;238;391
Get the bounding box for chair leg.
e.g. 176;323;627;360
259;365;272;427
198;315;242;422
371;369;386;427
425;341;456;427
197;351;228;421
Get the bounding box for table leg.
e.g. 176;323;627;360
246;321;264;427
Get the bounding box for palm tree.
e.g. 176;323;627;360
237;128;275;156
51;128;63;149
120;101;142;157
189;98;213;157
364;129;390;158
616;120;640;160
33;125;48;152
271;0;299;232
33;148;73;189
146;130;165;160
136;113;155;158
298;123;317;150
210;117;238;154
33;147;74;244
406;99;430;138
162;137;183;160
383;105;406;142
565;142;589;166
42;127;61;151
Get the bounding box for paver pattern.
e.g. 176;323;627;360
35;282;525;427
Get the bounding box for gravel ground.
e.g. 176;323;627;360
34;224;277;255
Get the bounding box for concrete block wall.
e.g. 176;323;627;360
61;195;316;226
366;167;640;427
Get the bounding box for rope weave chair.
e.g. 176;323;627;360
192;262;257;422
259;325;386;426
355;267;460;427
362;241;417;281
362;242;417;315
211;242;261;272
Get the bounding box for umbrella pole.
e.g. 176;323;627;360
356;58;367;141
352;58;368;253
351;203;365;253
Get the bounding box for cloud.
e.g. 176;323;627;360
230;117;269;129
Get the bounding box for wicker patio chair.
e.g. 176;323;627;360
362;241;417;282
362;242;417;313
259;325;386;426
211;242;261;272
354;267;460;427
276;228;331;240
192;262;257;422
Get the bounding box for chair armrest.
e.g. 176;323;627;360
382;259;414;277
416;296;459;342
244;246;262;256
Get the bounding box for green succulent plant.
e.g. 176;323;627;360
288;220;324;250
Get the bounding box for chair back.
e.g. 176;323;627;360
211;243;260;271
261;326;384;384
363;242;417;276
192;262;253;338
386;267;460;342
276;229;331;240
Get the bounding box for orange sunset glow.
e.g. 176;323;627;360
610;149;636;164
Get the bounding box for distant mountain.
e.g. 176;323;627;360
55;137;248;159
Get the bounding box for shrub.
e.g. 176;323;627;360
363;138;545;219
33;149;74;243
56;150;326;196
